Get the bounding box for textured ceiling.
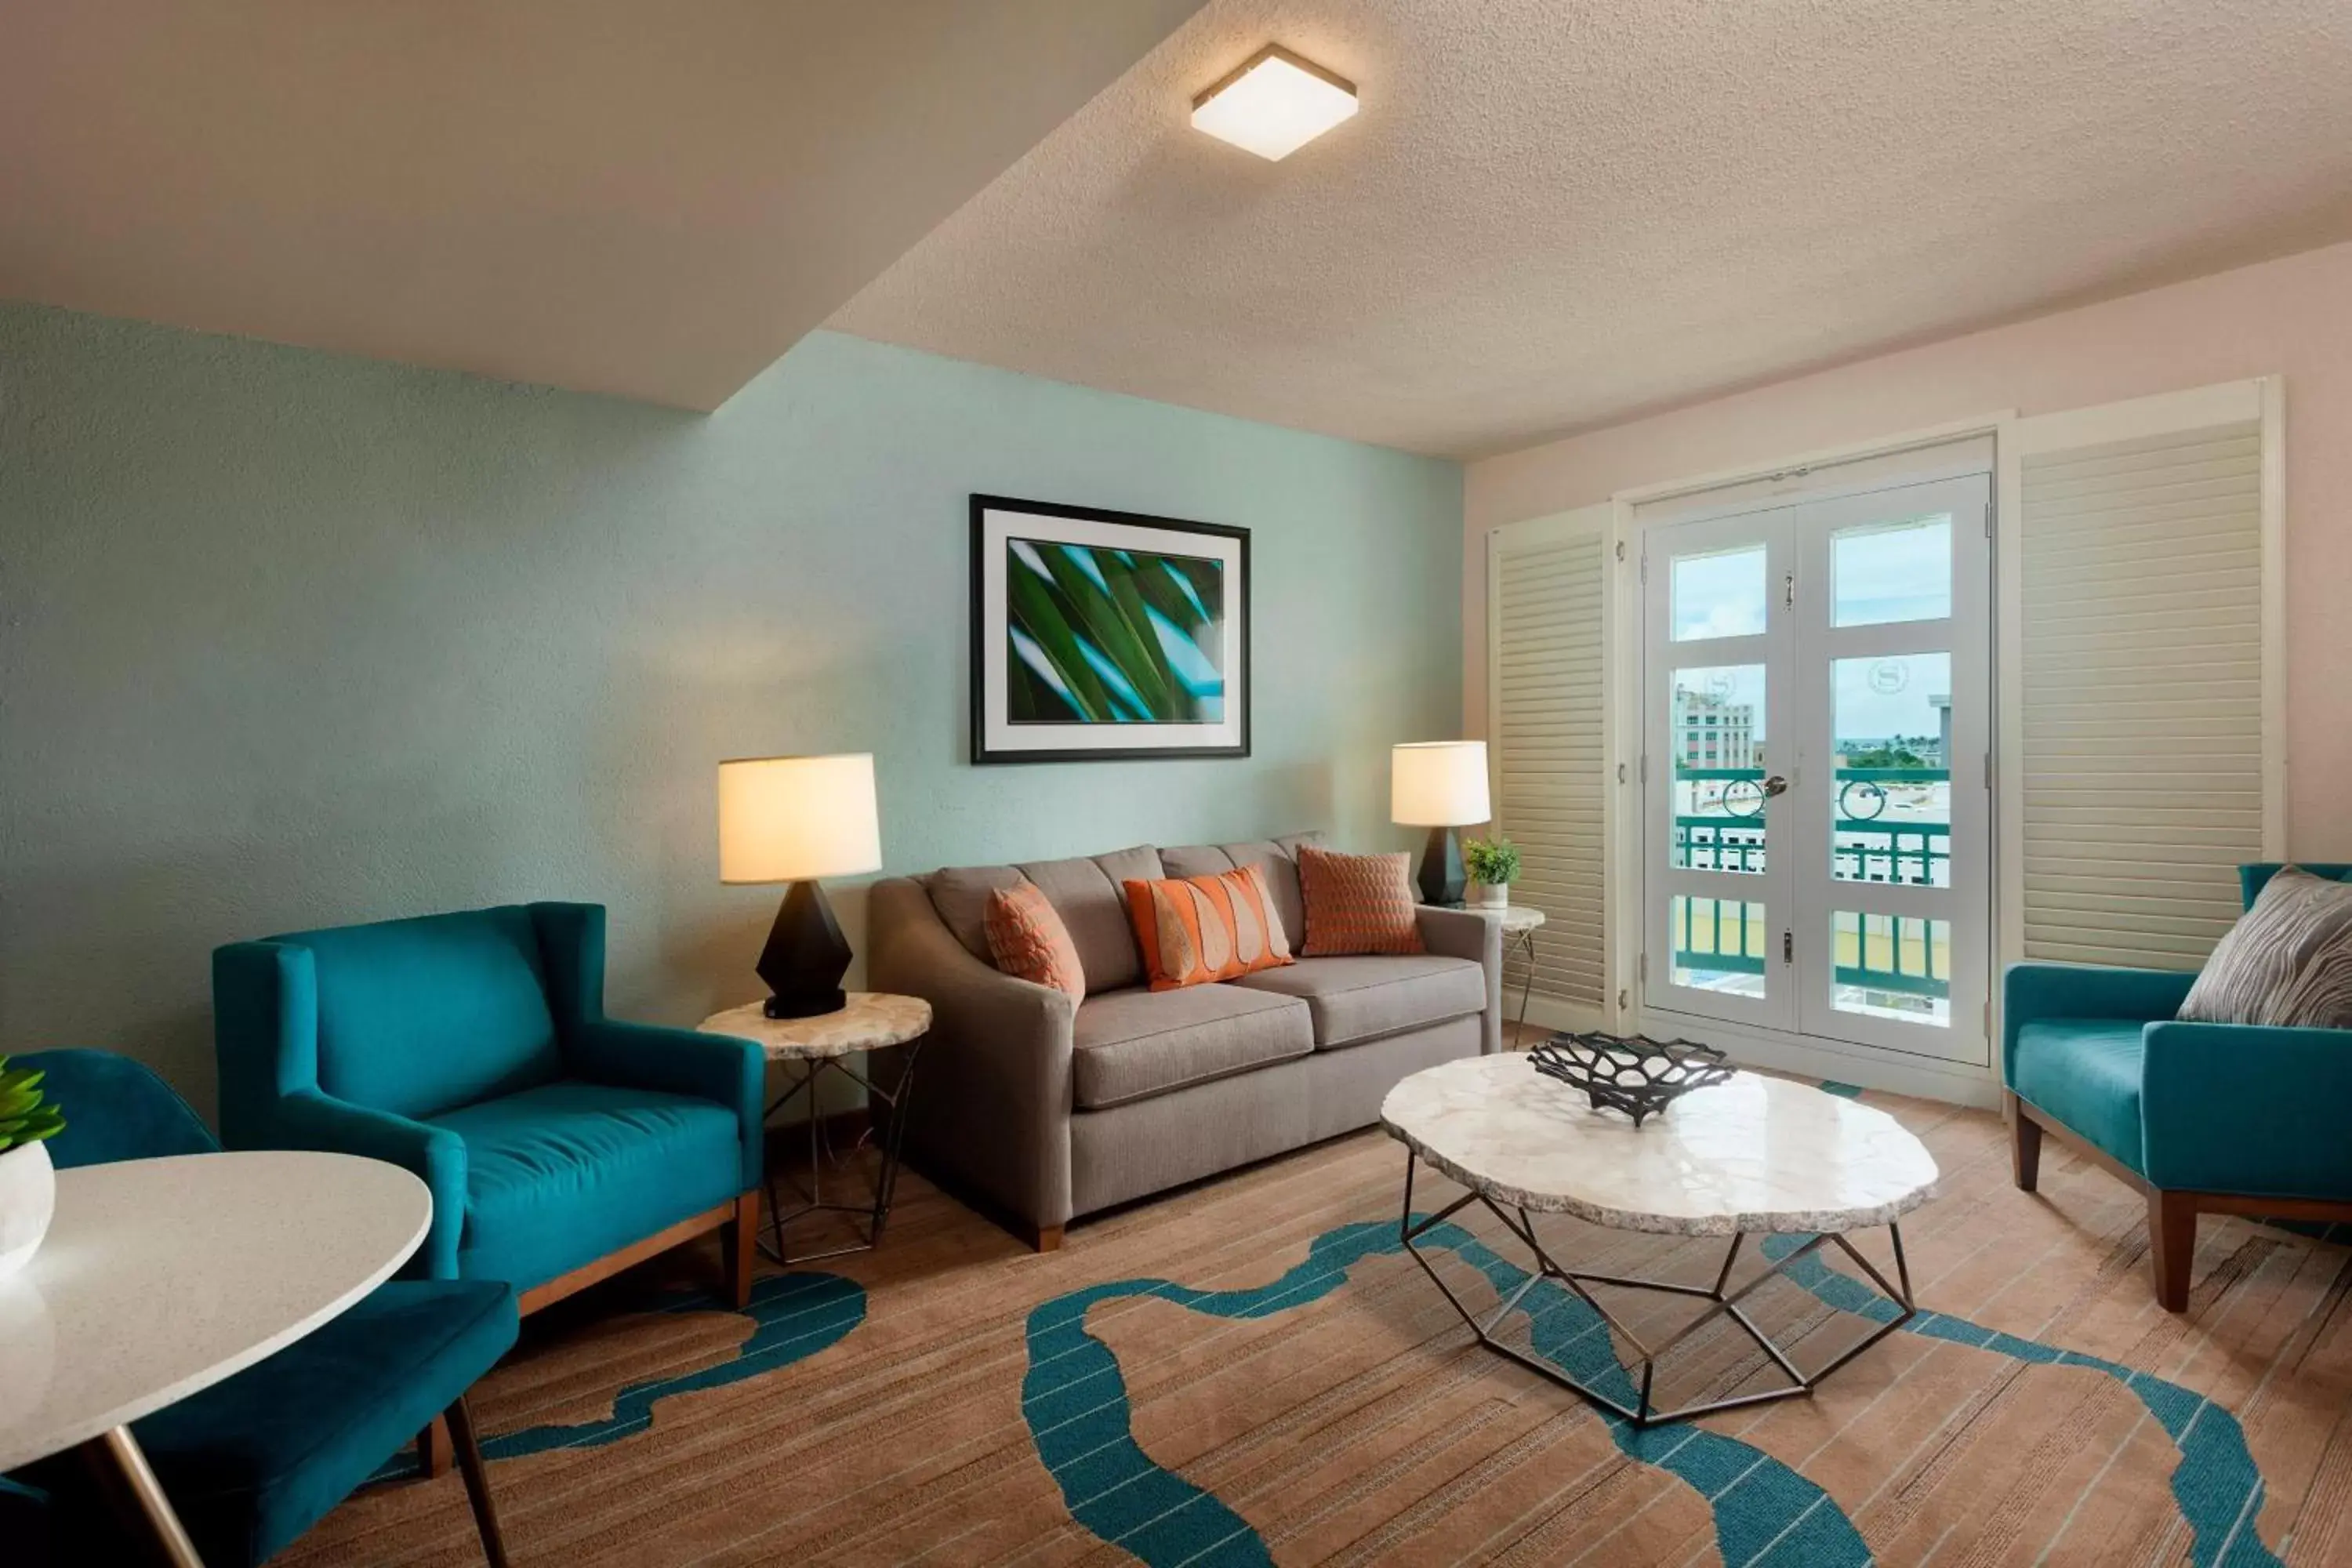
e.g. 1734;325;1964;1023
0;2;1204;410
832;0;2352;457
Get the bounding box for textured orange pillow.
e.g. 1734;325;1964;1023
985;881;1086;1003
1298;844;1425;956
1123;865;1297;991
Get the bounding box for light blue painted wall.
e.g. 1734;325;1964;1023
0;305;1462;1111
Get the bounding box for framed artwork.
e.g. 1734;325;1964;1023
970;494;1250;764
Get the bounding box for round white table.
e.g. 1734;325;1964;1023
0;1151;430;1562
701;993;932;1265
1381;1053;1938;1427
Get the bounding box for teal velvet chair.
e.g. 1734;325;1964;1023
214;902;764;1316
2003;863;2352;1312
6;1050;515;1566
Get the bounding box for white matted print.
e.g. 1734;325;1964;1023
971;495;1250;763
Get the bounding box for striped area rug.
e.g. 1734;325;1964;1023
285;1081;2352;1566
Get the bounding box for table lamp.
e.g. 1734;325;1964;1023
718;753;884;1018
1392;740;1490;906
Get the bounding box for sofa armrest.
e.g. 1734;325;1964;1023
866;877;1076;1230
273;1090;468;1279
2142;1020;2352;1200
2001;961;2197;1083
572;1019;765;1192
1418;906;1504;1054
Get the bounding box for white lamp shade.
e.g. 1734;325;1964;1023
1391;741;1491;827
717;753;883;884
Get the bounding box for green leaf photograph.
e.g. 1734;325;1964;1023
972;495;1249;764
1005;539;1225;725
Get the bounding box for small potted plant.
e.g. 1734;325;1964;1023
1463;836;1521;910
0;1056;66;1278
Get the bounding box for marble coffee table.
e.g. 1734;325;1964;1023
1381;1052;1938;1428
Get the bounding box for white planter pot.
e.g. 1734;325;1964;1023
0;1139;56;1279
1470;883;1509;910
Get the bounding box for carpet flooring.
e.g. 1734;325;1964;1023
286;1080;2352;1566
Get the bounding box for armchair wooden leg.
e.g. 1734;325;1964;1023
720;1189;757;1308
416;1414;452;1479
444;1397;510;1568
2010;1102;2042;1192
2148;1189;2198;1312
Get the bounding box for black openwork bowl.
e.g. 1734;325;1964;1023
1529;1032;1734;1127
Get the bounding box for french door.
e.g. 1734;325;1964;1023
1641;470;1991;1065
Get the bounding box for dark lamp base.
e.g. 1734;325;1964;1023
763;988;847;1020
1416;826;1467;907
756;880;853;1021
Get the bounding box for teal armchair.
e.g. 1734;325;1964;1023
2003;863;2352;1312
216;904;763;1330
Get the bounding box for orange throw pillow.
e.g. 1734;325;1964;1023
985;881;1086;1003
1124;865;1297;991
1298;844;1425;956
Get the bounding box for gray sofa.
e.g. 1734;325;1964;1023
866;834;1502;1249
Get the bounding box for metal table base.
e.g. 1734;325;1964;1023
762;1036;925;1266
1400;1152;1915;1428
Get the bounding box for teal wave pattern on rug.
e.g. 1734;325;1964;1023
1022;1218;2280;1567
374;1272;866;1479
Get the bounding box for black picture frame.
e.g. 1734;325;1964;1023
969;494;1252;765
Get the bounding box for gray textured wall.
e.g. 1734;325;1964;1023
0;307;1462;1114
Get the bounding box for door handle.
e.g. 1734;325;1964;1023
1762;775;1790;798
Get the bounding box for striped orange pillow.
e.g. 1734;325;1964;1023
985;881;1086;1003
1123;865;1297;991
1297;844;1425;956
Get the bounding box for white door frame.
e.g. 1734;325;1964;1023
1607;416;2013;1104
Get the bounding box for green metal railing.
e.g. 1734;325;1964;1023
1671;765;1951;1002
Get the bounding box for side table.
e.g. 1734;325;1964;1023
1492;904;1546;1037
699;992;931;1265
1442;903;1545;1039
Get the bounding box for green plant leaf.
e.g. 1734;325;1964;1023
1007;567;1110;722
1041;549;1174;719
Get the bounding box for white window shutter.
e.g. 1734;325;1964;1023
2013;380;2281;971
1487;506;1613;1023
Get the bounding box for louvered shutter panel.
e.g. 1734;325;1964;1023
1490;516;1610;1020
2018;406;2270;970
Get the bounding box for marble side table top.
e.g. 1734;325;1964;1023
1381;1053;1937;1236
701;992;932;1061
0;1151;430;1472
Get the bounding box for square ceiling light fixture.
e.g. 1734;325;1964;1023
1191;44;1357;161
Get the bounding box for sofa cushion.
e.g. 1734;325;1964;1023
2012;1018;2146;1174
1072;984;1312;1109
925;863;1026;961
281;905;564;1120
1297;846;1425;956
1232;955;1486;1050
985;882;1087;1002
1017;846;1161;994
1126;865;1296;990
426;1080;744;1289
1163;833;1322;953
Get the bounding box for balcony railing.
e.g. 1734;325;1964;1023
1670;766;1951;1006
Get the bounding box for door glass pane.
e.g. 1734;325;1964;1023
1831;514;1951;626
1670;665;1766;873
1832;652;1951;887
1672;546;1767;641
1832;912;1951;1026
1672;897;1769;999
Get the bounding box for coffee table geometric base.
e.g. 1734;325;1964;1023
1400;1152;1916;1429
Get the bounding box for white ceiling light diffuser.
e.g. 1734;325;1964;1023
1190;45;1357;161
